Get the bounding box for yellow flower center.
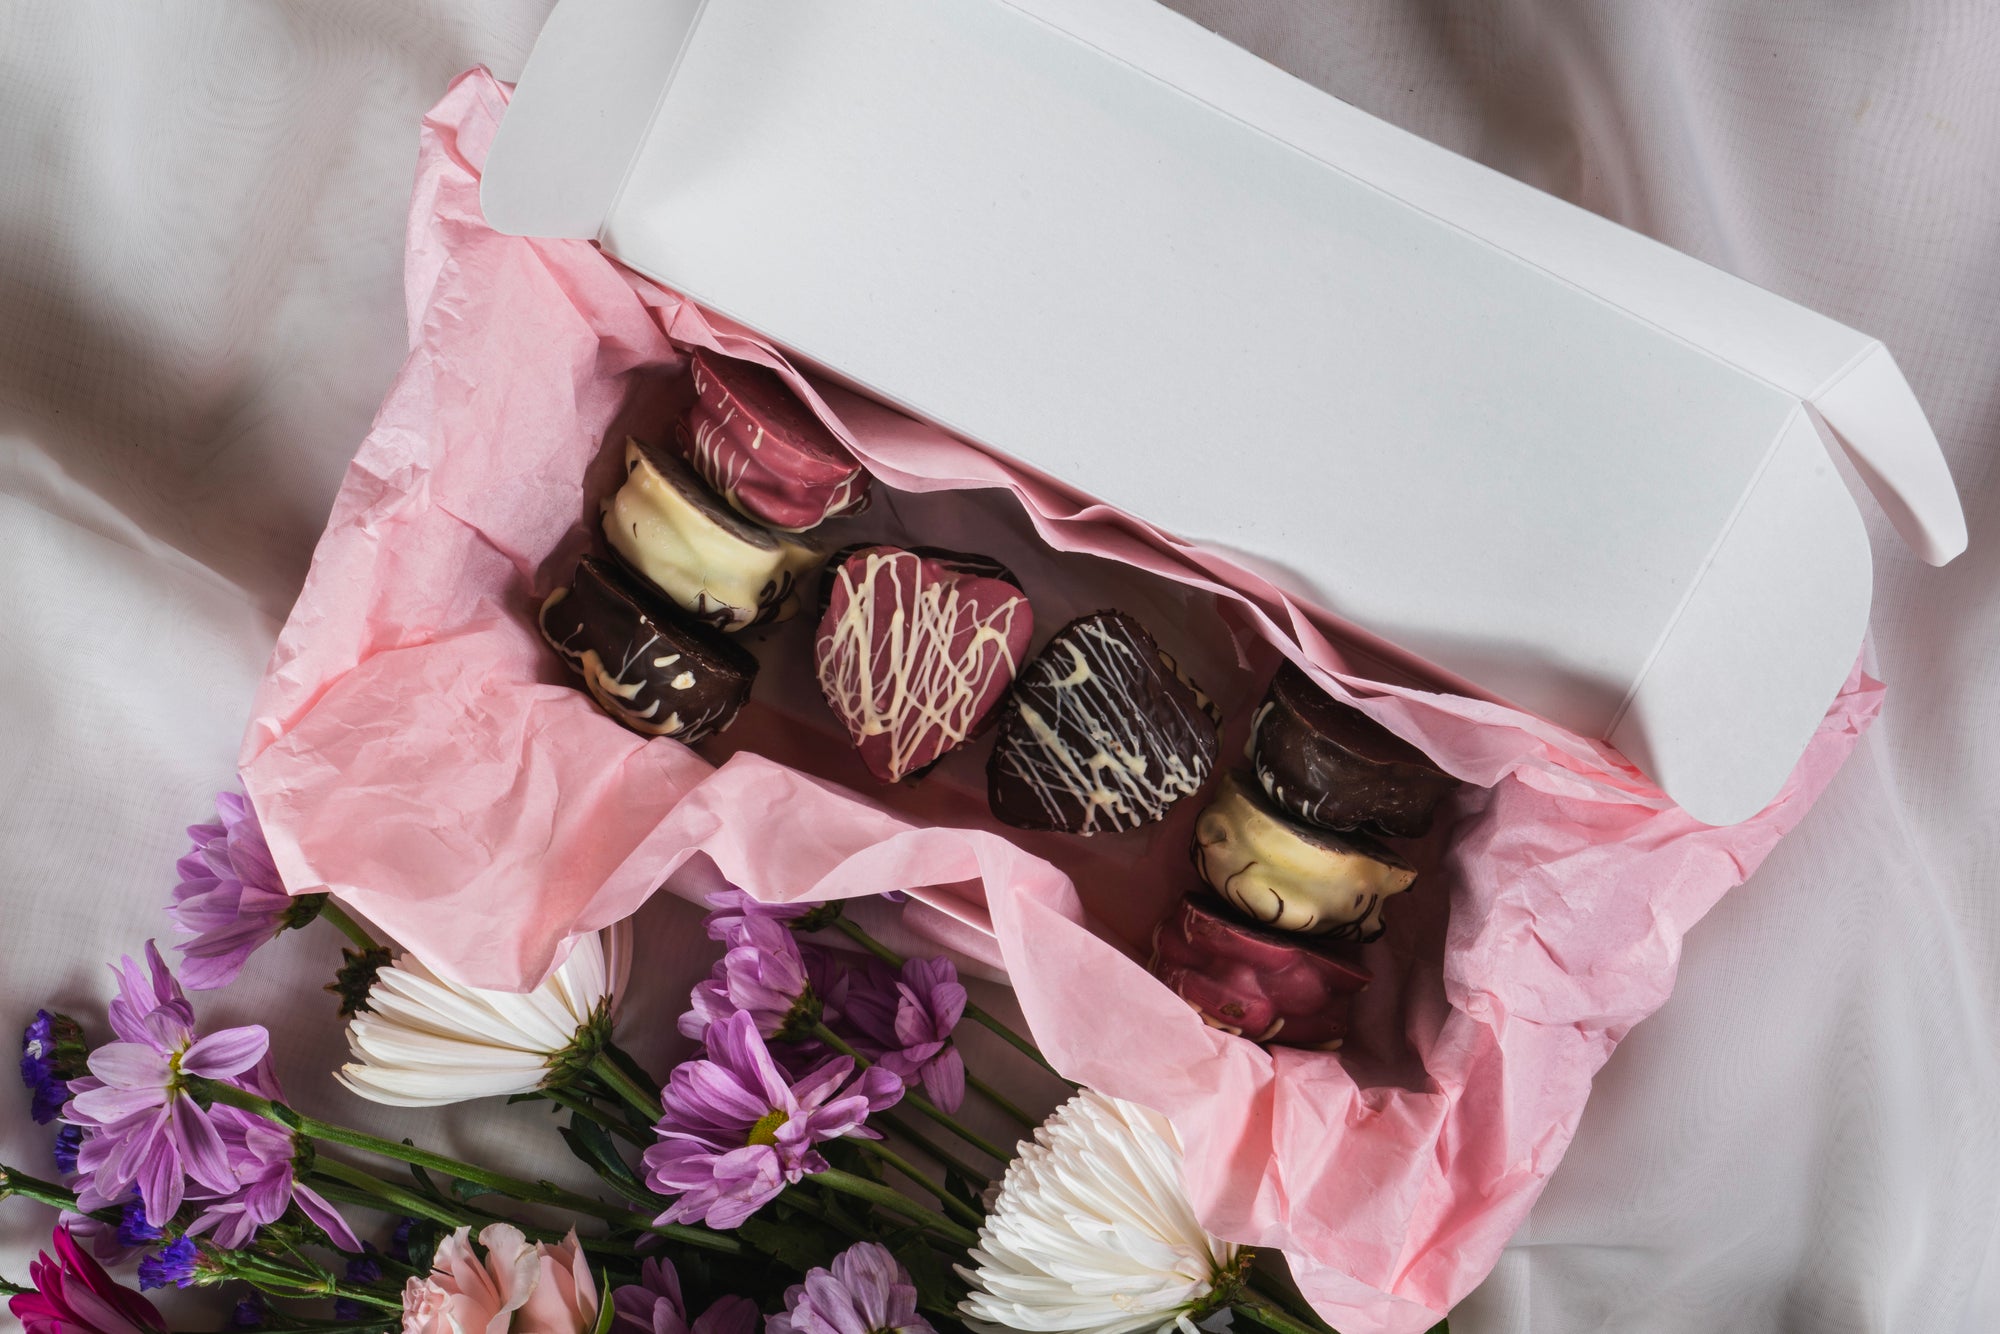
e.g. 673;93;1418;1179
746;1109;789;1147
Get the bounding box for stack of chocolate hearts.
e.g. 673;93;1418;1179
1149;663;1459;1050
539;349;871;743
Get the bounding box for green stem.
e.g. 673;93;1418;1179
879;1112;991;1188
310;1158;464;1230
587;1051;663;1122
213;1251;399;1310
541;1086;650;1148
194;1080;737;1256
810;1023;1013;1164
856;1141;985;1229
1233;1289;1336;1334
812;1168;979;1248
828;917;1074;1087
316;900;381;953
1248;1268;1332;1328
0;1165;119;1221
964;1070;1037;1129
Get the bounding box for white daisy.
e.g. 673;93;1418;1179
958;1089;1246;1334
337;923;631;1107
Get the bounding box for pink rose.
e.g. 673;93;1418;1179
402;1225;599;1334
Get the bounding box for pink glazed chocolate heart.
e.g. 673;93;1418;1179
1150;892;1372;1049
679;348;872;531
815;545;1034;783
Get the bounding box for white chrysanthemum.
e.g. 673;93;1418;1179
338;923;631;1107
958;1089;1243;1334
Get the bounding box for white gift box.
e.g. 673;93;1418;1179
481;0;1964;825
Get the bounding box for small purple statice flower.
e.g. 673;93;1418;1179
116;1199;163;1248
230;1296;266;1330
610;1256;757;1334
768;1242;933;1334
184;1105;359;1251
21;1010;87;1124
643;1011;902;1230
65;943;271;1227
837;957;967;1113
167;791;322;991
679;913;822;1044
10;1226;167;1334
332;1251;382;1321
135;1236;198;1292
53;1124;85;1175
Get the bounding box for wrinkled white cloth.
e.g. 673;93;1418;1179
0;2;1993;1330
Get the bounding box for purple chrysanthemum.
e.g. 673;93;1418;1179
135;1237;198;1292
642;1011;902;1230
679;913;822;1045
837;957;967;1113
184;1105;359;1251
610;1256;758;1334
65;943;272;1227
166;791;319;991
768;1242;933;1334
9;1226;167;1334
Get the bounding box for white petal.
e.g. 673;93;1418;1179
335;929;619;1107
958;1090;1240;1334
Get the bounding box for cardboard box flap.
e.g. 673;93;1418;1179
480;0;703;242
481;0;1963;825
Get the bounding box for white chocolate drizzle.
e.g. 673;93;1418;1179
539;585;735;741
992;616;1216;835
815;549;1030;782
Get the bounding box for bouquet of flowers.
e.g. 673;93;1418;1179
3;791;1373;1334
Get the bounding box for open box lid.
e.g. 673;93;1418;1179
479;0;1965;826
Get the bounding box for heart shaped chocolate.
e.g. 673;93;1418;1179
814;545;1034;783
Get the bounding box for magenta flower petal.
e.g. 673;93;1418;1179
178;1026;269;1079
11;1226;167;1334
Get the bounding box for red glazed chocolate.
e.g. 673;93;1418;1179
1150;893;1371;1049
679;349;871;531
815;545;1034;783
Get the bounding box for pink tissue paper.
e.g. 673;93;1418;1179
240;71;1881;1332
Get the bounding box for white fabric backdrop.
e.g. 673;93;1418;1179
1;2;1994;1329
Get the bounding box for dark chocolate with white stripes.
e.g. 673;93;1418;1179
540;556;758;744
987;610;1221;835
1250;662;1459;838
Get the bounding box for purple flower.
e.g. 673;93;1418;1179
166;791;317;991
65;943;271;1226
59;1210;146;1268
9;1226;167;1334
333;1252;383;1320
135;1237;198;1292
837;958;967;1113
184;1105;359;1251
642;1011;902;1230
22;1010;87;1124
116;1200;163;1247
679;914;823;1045
610;1257;758;1334
54;1124;85;1175
702;888;813;934
230;1297;266;1329
768;1242;933;1334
